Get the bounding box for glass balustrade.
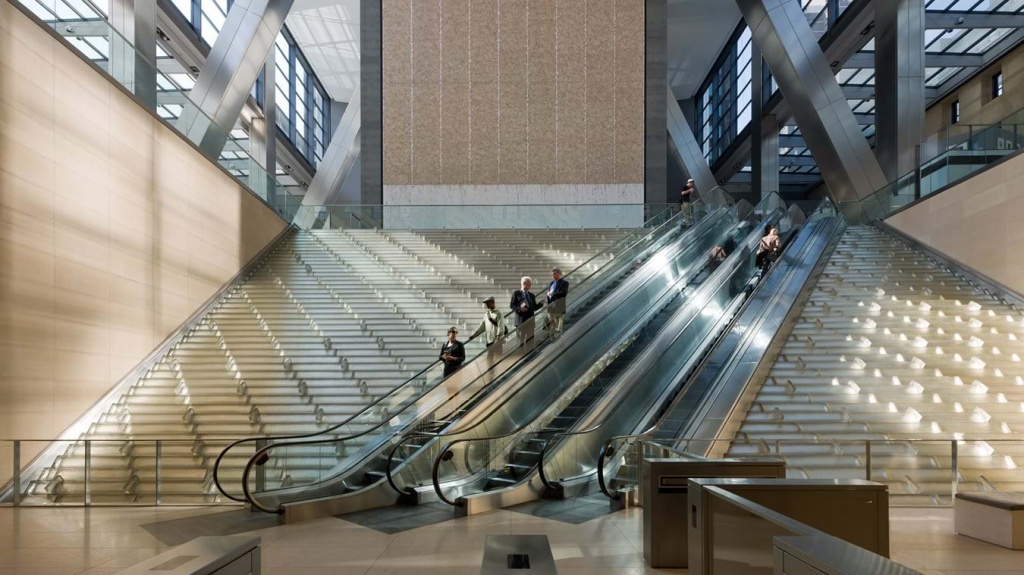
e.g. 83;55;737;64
841;109;1024;224
538;211;784;491
415;197;783;507
211;204;695;510
596;436;1024;508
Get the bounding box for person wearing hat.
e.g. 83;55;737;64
471;296;507;351
439;326;466;377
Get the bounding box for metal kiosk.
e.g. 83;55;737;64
642;457;786;568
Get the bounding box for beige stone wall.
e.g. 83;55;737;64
382;0;645;186
925;43;1024;134
886;152;1024;295
0;2;287;475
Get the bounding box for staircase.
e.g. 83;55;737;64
726;226;1024;505
20;228;628;505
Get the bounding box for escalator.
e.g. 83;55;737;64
403;195;789;514
475;221;759;493
594;203;846;499
211;203;716;515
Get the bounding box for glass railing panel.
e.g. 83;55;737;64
223;206;692;509
849;109;1024;224
424;199;785;504
542;212;779;488
398;214;739;500
295;204;679;231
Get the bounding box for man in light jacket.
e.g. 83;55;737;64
471;296;507;355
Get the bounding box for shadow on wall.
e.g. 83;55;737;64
0;2;287;480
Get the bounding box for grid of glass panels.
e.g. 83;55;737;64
696;25;752;165
169;0;332;167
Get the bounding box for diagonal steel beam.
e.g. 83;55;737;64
736;0;887;202
714;0;876;186
177;0;293;160
294;89;361;229
667;87;718;194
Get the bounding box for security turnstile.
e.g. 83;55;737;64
642;458;786;568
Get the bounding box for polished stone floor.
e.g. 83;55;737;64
0;504;1019;574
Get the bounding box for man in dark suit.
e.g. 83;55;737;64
510;276;542;348
545;267;569;336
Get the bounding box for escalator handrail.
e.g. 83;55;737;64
213;204;686;506
596;437;704;499
661;209;843;450
426;195;786;505
534;213;784;490
558;426;656;495
434;234;726;505
410;197;757;443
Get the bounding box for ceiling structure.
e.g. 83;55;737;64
286;0;361;103
667;0;743;99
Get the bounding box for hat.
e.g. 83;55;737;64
483;296;495;303
447;326;459;334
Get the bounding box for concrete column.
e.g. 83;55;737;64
735;0;887;202
667;87;716;195
109;0;157;109
875;0;925;180
248;51;278;205
751;48;779;201
177;0;294;160
645;0;669;204
360;0;382;205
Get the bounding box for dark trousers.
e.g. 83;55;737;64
443;363;462;377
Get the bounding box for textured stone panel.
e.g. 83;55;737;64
556;0;586;83
441;0;470;84
470;0;499;84
556;80;586;183
470;81;500;184
500;81;529;183
411;0;441;84
499;0;529;86
441;82;471;183
528;81;557;183
586;0;616;86
412;81;441;184
586;80;616;184
381;0;411;84
382;0;645;188
528;1;556;84
383;82;412;184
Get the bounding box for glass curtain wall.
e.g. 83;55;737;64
168;0;332;168
696;25;753;165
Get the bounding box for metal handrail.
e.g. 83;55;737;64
425;199;783;506
533;210;793;492
583;427;656;497
213;205;684;509
9;436;1024;506
427;241;725;506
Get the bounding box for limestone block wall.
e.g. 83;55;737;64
886;151;1024;295
925;43;1024;133
381;0;645;206
0;1;288;480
